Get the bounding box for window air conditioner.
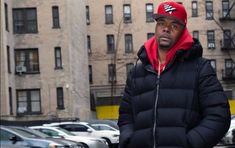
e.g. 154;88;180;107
208;43;215;48
17;107;26;113
16;65;26;73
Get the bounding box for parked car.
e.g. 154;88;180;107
44;122;119;148
9;126;84;148
30;126;108;148
89;124;119;132
221;119;235;144
0;125;66;148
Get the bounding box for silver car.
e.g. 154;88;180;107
0;125;66;148
30;126;109;148
9;126;84;148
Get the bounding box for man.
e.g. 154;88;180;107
118;1;231;148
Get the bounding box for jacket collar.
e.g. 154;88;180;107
138;38;203;66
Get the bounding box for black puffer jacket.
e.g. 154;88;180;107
118;40;231;148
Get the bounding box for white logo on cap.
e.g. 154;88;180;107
164;4;176;14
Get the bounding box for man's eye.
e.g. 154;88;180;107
171;24;180;30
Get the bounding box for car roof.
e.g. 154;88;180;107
43;121;89;126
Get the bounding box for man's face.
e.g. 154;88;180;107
155;17;184;51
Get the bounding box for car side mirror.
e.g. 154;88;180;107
9;136;21;144
87;129;92;133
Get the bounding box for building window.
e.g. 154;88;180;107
57;87;64;109
13;8;37;33
192;31;199;40
224;59;234;77
9;87;13;115
126;63;134;76
125;34;133;53
192;1;198;17
89;65;93;84
222;30;231;48
7;46;11;73
105;5;113;24
123;4;131;23
147;33;155;39
207;30;215;49
107;35;115;53
52;6;60;28
222;0;229;17
146;3;154;22
15;48;39;74
17;89;41;115
209;59;216;72
4;3;9;31
108;64;116;82
205;1;213;20
55;47;62;69
86;6;90;25
87;35;91;54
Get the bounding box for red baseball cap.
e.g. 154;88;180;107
153;1;187;26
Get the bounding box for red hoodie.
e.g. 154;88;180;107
144;28;193;74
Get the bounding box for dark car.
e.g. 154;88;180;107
9;126;85;148
0;125;66;148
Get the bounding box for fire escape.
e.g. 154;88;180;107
219;0;235;81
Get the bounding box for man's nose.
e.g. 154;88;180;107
163;25;171;33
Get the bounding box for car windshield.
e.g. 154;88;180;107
11;128;43;138
29;128;50;138
90;124;116;131
55;127;76;136
9;128;39;138
21;128;50;138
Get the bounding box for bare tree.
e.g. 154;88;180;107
110;18;124;99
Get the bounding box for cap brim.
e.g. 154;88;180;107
152;14;185;26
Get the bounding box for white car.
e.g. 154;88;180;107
30;126;108;148
221;120;235;144
44;122;119;147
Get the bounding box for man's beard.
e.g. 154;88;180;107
158;38;172;51
158;44;171;51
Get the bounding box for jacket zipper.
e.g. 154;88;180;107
153;65;162;148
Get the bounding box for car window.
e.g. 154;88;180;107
12;128;41;138
60;124;89;132
37;129;60;137
89;125;100;130
90;125;116;131
55;127;76;136
27;128;50;138
9;128;37;138
0;129;17;141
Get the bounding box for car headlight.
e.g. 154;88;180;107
113;134;119;137
71;145;85;148
49;143;65;148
